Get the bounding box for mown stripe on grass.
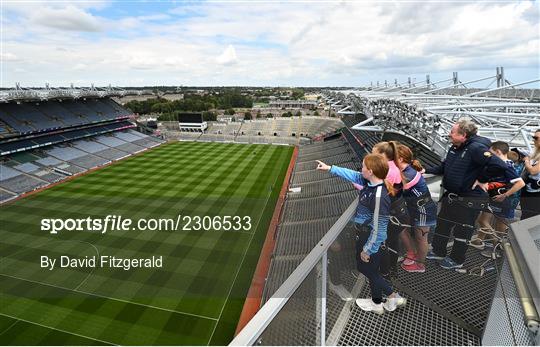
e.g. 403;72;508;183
1;142;293;345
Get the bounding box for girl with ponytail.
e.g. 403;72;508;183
372;141;404;186
372;141;409;278
396;144;437;273
316;154;406;314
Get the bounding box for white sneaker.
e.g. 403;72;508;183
355;299;384;314
383;293;407;312
329;283;353;302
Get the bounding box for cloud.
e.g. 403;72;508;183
0;53;20;62
3;0;110;14
1;1;538;87
520;2;539;25
216;45;238;66
30;5;104;32
289;2;348;44
383;2;466;35
169;4;206;17
72;63;88;71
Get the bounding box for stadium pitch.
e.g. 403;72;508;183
0;141;294;345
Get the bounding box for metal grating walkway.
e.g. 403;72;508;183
338;287;480;346
394;247;502;334
337;246;502;346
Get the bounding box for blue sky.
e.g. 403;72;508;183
1;0;539;87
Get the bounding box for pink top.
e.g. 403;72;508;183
386;160;402;185
352;183;364;190
403;171;422;190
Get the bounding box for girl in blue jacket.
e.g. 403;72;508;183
316;154;406;314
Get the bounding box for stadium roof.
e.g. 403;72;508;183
0;83;154;103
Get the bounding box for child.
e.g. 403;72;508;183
396;144;437;273
316;154;406;314
471;141;525;252
372;141;409;278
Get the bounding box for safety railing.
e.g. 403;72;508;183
230;201;359;346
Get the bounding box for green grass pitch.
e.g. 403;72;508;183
0;141;294;345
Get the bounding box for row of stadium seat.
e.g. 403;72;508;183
0;98;132;137
0;120;135;156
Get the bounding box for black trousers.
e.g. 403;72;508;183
431;194;481;264
355;225;393;303
379;222;401;277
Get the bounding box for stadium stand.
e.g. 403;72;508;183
0;99;131;137
12;162;40;173
0;172;47;194
0;119;15;137
39;101;87;127
93;147;131;161
161;117;344;145
72;139;110;153
68;154;110;170
35;156;62;166
132;136;162;148
0;108;35;134
113;131;142;142
46;146;87;161
0;97;164;202
95;134;127;147
31;170;64;183
0;164;22;181
0;120;137;156
115;142;146;154
0;188;15;202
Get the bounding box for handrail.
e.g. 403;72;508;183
502;241;540;334
230;200;357;346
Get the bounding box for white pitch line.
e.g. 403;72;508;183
0;313;117;346
73;242;100;291
207;148;283;345
0;319;19;337
0;273;218;322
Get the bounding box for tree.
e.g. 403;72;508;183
226;108;235;115
202;111;217;121
256;110;261;119
282;111;293;117
244;112;252;120
314;110;320;117
151;102;172;114
295;111;302;117
291;88;304;100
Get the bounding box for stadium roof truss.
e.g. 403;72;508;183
0;83;154;103
326;70;540;158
